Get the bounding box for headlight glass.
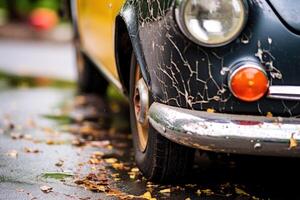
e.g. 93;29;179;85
176;0;248;47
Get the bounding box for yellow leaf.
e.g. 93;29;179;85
140;191;152;200
131;167;139;172
207;108;215;113
202;189;213;195
235;187;250;196
159;188;171;193
266;112;273;118
104;158;118;164
290;133;298;149
129;174;135;179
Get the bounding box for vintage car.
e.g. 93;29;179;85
70;0;300;182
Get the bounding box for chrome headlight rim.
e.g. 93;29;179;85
175;0;249;47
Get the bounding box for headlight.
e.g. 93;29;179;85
175;0;248;47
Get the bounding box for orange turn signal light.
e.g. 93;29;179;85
229;65;269;102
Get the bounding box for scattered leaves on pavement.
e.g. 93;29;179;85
75;171;109;193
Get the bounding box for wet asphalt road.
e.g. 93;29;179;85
1;86;300;200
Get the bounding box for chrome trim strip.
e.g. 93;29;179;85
135;78;149;124
149;102;300;157
268;86;300;101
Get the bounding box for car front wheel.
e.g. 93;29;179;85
129;54;195;182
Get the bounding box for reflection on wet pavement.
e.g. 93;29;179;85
0;85;299;199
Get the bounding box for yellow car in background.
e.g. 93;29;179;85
71;0;300;182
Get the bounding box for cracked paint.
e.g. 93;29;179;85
123;0;300;117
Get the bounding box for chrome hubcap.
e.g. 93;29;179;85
134;79;149;125
134;71;149;152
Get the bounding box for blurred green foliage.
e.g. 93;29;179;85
0;0;61;16
0;70;75;89
0;0;8;9
0;0;61;10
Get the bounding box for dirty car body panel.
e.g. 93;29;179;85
73;0;300;157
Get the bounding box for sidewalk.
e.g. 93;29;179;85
0;23;73;43
0;23;76;81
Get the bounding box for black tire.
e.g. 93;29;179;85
129;54;195;182
75;48;108;95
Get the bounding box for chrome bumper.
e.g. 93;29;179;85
149;103;300;157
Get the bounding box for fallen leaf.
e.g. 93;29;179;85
72;138;86;147
146;184;158;189
89;158;101;165
266;112;273;118
24;147;40;153
75;172;109;193
89;140;110;148
207;108;215;113
92;151;104;157
290;133;298;149
129;174;135;179
40;185;53;193
159;188;171;193
202;189;214;196
7;150;18;158
46;140;55;145
235;187;250;196
46;140;66;145
140;191;157;200
11;133;24;140
104;158;118;164
24;134;33;140
131;167;139;172
112;163;125;170
55;160;64;167
185;184;196;188
42;172;74;180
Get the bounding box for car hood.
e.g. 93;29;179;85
268;0;300;32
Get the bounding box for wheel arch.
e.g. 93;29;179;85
115;4;151;95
